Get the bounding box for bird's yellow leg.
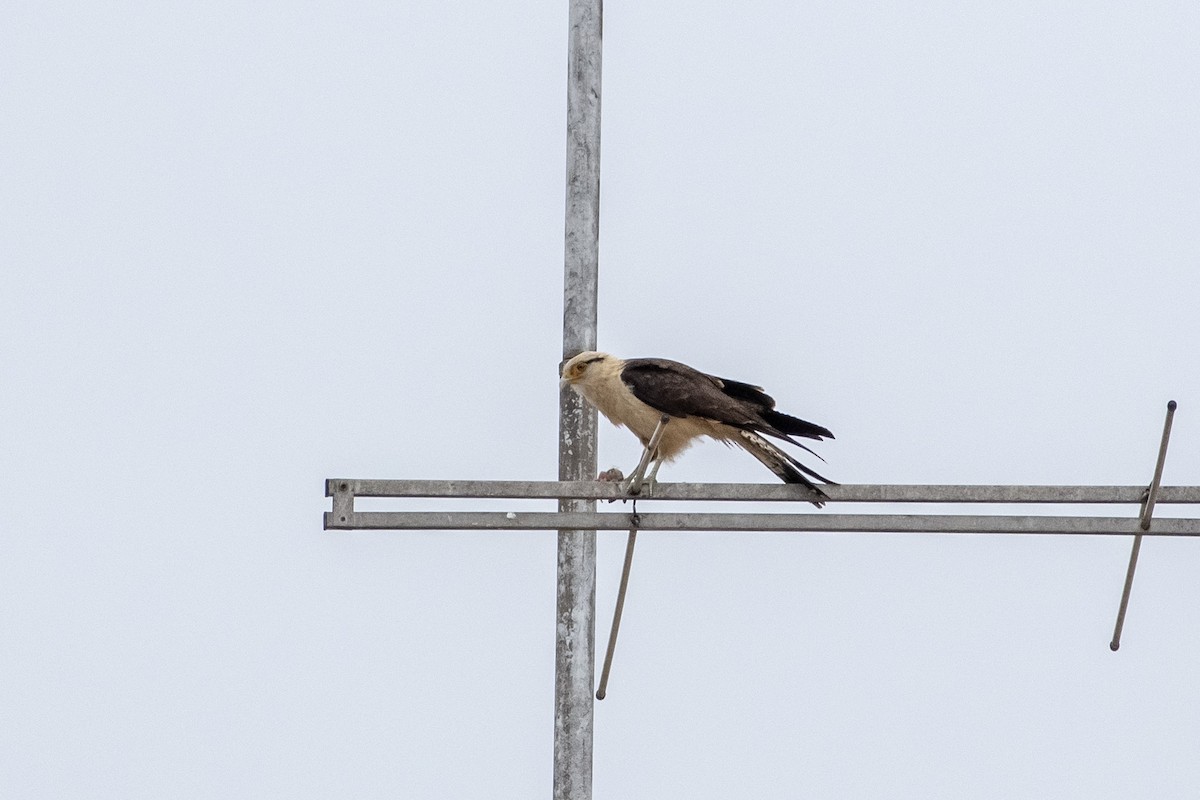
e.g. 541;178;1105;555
625;415;670;496
645;455;664;486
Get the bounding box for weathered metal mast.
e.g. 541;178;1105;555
556;2;602;799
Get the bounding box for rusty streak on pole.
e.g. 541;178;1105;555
556;1;601;799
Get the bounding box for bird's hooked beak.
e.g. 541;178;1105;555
559;357;576;390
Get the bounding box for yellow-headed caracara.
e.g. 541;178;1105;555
560;351;835;507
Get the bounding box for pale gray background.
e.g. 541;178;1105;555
3;2;1199;798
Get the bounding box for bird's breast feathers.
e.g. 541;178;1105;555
569;359;717;459
574;362;658;433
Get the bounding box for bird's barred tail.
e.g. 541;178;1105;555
735;430;835;508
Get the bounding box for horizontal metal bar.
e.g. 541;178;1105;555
324;511;1200;535
325;479;1200;505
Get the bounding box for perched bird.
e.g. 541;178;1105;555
560;351;835;506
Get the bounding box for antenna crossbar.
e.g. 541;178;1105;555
324;481;1200;535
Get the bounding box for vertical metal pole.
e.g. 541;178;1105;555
556;1;601;799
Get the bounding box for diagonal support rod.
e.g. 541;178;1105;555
1110;400;1177;651
595;524;638;700
596;416;670;700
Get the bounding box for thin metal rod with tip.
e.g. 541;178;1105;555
1111;400;1177;651
597;416;670;699
596;527;637;700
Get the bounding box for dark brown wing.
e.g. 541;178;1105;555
621;357;837;485
620;359;762;426
709;376;777;409
718;377;833;441
620;358;834;442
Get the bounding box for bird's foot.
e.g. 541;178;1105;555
622;474;656;497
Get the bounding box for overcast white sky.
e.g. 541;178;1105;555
3;2;1200;798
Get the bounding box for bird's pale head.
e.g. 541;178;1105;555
560;351;615;388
